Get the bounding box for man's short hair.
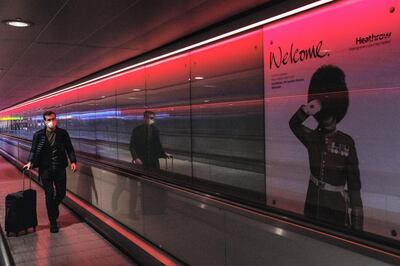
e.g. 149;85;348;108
143;110;155;118
43;111;56;120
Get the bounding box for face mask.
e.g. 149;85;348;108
149;119;154;125
46;121;56;129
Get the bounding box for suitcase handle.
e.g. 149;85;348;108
22;169;32;190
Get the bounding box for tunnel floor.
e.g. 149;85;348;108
0;155;135;266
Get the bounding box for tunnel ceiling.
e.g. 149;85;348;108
0;0;269;110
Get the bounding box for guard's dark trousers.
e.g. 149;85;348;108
40;168;66;224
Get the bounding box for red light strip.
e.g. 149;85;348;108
66;191;178;266
0;0;334;114
120;99;263;115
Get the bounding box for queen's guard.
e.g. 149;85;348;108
289;65;363;230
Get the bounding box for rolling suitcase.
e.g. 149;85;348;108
5;170;37;236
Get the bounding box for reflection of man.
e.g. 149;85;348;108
23;111;77;233
77;164;98;204
129;111;171;169
112;177;140;219
289;65;363;231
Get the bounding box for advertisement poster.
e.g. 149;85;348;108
264;0;400;238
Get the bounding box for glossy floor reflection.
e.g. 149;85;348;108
0;156;135;266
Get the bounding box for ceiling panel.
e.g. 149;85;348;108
120;0;268;50
0;0;68;41
6;42;72;77
37;0;137;45
61;47;139;78
42;45;110;77
83;0;207;48
0;0;272;110
0;39;31;69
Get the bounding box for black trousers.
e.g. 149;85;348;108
304;181;347;227
40;167;67;224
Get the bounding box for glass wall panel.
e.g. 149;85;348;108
145;55;192;181
97;167;145;234
19;109;31;140
55;95;68;130
115;68;146;167
67;162;102;209
64;91;80;152
190;30;265;203
113;69;147;224
95;80;117;161
77;87;97;157
30;103;46;136
9;111;18;137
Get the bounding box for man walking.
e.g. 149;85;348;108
24;111;77;233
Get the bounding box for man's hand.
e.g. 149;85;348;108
71;163;77;172
165;153;173;159
23;162;32;170
302;99;322;116
132;158;143;165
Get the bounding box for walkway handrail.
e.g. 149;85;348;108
0;224;15;266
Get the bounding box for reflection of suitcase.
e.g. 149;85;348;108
5;170;37;236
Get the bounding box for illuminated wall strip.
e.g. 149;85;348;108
0;116;23;121
0;0;335;114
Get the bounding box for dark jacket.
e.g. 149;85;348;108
129;124;166;168
289;107;363;230
28;127;77;170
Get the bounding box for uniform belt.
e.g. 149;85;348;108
310;174;345;192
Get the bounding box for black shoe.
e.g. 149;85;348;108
50;223;59;233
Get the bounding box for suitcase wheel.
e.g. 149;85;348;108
25;229;28;234
33;226;36;232
6;232;10;237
